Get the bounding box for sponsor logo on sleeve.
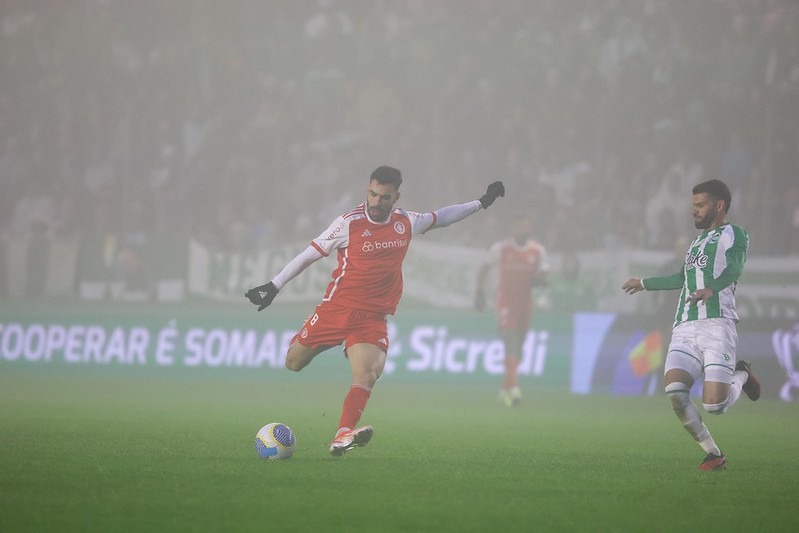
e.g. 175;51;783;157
327;221;346;240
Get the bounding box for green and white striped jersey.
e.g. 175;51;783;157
643;223;748;325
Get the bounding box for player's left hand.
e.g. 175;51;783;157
479;181;505;209
686;287;713;307
245;281;279;311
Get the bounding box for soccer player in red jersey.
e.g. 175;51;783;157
246;166;504;456
475;215;549;406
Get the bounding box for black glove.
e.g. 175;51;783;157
245;281;279;311
479;181;505;209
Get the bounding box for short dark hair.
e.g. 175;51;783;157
370;166;402;189
692;179;732;213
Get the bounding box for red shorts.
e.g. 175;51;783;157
497;303;531;331
293;302;390;352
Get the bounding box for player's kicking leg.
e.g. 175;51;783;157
329;342;385;457
329;425;374;457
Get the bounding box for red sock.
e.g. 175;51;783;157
337;385;372;433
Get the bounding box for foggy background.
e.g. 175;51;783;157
1;0;799;303
3;7;799;528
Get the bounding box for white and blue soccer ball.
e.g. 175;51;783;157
255;423;296;460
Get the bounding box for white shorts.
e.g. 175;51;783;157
664;318;738;384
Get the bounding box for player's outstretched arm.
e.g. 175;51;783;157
428;181;506;232
245;245;324;311
621;278;644;295
245;282;279;311
623;271;683;295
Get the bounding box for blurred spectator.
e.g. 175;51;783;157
9;180;56;239
645;168;683;250
0;0;796;261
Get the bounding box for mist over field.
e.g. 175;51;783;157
2;3;799;531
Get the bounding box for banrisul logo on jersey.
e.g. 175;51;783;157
362;238;407;253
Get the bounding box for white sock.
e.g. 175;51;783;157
704;373;746;415
730;370;747;403
665;382;721;456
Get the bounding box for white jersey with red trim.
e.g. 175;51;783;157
311;203;436;315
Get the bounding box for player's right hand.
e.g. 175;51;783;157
621;278;644;295
245;281;279;311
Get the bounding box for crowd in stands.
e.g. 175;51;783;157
2;0;798;261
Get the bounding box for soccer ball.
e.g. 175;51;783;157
255;423;296;460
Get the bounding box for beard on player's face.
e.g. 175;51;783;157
368;202;392;221
694;207;717;229
366;182;399;222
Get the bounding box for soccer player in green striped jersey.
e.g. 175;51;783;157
622;179;761;471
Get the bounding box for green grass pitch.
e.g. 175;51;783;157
1;369;797;532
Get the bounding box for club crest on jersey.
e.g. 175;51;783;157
394;221;406;234
710;231;721;243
